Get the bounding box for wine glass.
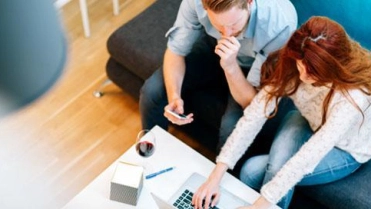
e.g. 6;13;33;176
135;129;156;173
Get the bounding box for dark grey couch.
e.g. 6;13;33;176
106;0;228;148
105;0;371;208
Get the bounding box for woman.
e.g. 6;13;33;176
192;16;371;209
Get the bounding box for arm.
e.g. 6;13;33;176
223;62;257;108
216;87;277;168
162;0;203;123
163;49;185;102
260;96;361;204
162;48;194;124
193;88;277;208
216;36;257;108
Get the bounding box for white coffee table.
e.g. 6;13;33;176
63;126;279;208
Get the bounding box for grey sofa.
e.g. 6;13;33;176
105;0;371;208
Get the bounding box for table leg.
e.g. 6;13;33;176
112;0;120;16
78;0;90;37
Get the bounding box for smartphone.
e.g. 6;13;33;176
166;109;187;119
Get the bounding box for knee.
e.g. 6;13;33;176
139;71;166;105
239;159;256;186
239;155;268;190
140;77;163;99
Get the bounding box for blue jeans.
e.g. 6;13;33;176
239;111;361;209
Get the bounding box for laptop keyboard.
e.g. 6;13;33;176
172;189;219;209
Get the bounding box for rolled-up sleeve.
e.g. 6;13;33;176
165;0;204;56
166;26;202;56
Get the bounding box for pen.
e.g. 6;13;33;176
145;166;175;179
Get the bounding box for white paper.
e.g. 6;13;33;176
111;162;143;188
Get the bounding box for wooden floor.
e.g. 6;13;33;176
0;0;214;208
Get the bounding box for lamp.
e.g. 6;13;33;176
0;0;67;117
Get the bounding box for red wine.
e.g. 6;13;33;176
136;141;155;157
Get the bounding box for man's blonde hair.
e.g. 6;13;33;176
202;0;248;13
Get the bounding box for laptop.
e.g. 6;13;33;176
151;172;250;209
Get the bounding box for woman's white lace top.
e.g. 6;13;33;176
216;83;371;204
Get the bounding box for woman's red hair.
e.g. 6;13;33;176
261;16;371;126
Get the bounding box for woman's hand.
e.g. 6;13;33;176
192;163;229;209
192;176;220;209
237;196;274;209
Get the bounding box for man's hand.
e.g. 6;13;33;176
215;36;240;72
214;36;256;108
164;98;193;125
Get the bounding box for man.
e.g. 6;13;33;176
139;0;297;150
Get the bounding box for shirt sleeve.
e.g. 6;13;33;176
248;24;297;87
260;96;362;204
248;0;298;87
247;52;266;87
165;0;204;56
216;88;277;168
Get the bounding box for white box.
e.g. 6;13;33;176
110;161;144;206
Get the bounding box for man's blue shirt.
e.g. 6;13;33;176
166;0;297;86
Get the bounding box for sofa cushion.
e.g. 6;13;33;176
298;161;371;209
107;0;181;81
106;58;143;99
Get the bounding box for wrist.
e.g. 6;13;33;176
253;196;274;209
168;94;181;104
209;163;228;182
222;62;240;74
